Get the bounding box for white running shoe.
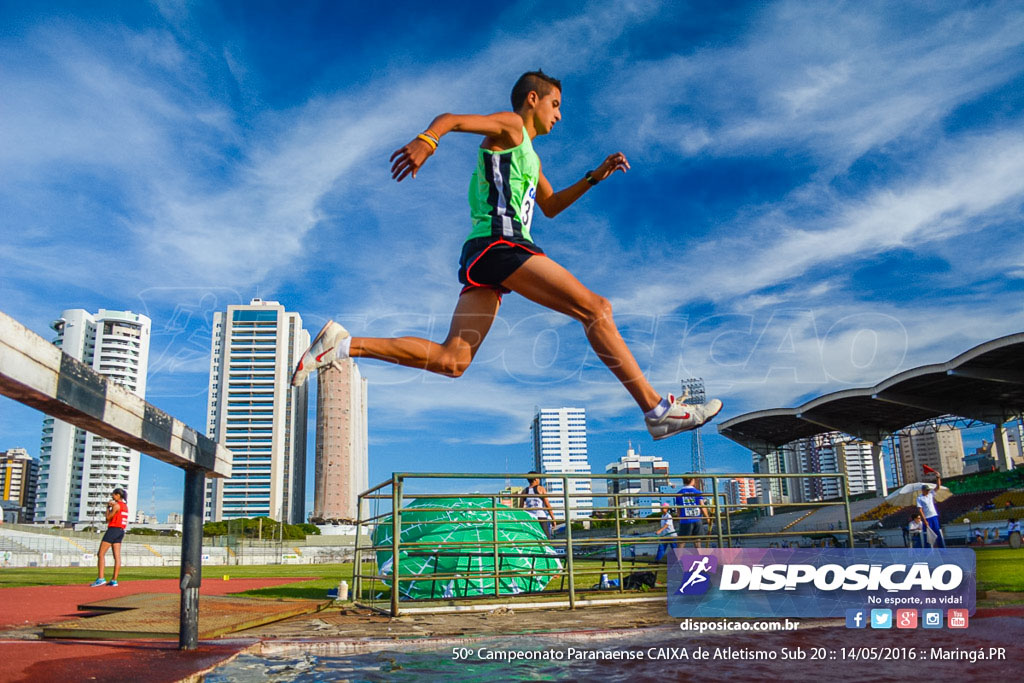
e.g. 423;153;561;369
646;395;723;441
290;321;350;387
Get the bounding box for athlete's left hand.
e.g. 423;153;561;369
390;137;435;182
591;152;630;182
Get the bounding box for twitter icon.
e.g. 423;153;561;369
870;609;892;629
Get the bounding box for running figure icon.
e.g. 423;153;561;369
677;556;713;594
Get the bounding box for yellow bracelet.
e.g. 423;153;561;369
424;129;439;142
416;133;438;150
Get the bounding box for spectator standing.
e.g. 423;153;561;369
91;488;128;587
674;478;710;548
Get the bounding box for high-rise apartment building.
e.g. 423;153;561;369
791;434;841;501
788;433;879;500
725;478;757;506
531;407;593;520
605;445;671;517
897;424;964;482
2;448;39;522
205;299;309;524
836;439;878;496
312;359;368;523
751;444;803;504
35;309;149;524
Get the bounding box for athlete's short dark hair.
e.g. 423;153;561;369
511;70;561;110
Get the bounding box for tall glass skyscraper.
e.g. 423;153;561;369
530;407;593;520
35;309;150;524
205;299;309;524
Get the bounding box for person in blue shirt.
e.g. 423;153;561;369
674;478;709;548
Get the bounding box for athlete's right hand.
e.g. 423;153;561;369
390;137;434;181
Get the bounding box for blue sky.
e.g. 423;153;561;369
2;1;1023;520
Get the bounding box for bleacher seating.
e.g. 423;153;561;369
781;508;819;531
955;507;1024;524
855;502;898;522
990;489;1024;508
877;506;918;530
878;490;1003;528
743;499;880;537
936;491;1005;524
0;534;32;553
944;469;1024;495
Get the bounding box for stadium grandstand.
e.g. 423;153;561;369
719;333;1024;547
0;524;358;568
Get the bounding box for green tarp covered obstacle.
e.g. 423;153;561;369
373;497;563;600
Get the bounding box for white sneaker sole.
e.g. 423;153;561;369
290;321;336;387
650;400;724;441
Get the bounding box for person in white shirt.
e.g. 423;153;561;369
908;512;924;549
521;472;555;539
1007;518;1021;548
655;503;678;562
916;473;945;548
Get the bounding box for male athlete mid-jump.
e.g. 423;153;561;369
292;70;722;440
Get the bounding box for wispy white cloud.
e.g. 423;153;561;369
2;1;1022;480
609;1;1024;168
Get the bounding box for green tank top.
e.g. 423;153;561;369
466;127;539;243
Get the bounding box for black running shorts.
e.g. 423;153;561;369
102;527;125;544
678;522;706;537
458;237;544;294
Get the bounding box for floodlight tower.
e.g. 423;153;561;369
681;378;707;474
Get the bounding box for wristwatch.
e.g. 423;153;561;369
585;171;599;186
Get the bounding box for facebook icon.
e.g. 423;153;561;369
846;609;867;629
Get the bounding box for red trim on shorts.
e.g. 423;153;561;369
463;239;543;296
460;284;505;300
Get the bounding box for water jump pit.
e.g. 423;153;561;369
41;593;330;640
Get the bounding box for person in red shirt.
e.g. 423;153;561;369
91;488;128;587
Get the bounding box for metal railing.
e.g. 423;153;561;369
354;471;853;616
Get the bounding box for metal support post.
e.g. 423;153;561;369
712;477;724;548
353;490;364;602
562;476;575;609
179;467;205;650
843;475;855;548
870;443;888;497
613;493;624;593
725;496;733;547
390;475;402;617
491;496;501;597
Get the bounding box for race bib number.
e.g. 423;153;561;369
520;186;536;232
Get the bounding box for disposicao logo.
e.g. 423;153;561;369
667;548;975;619
676;555;718;595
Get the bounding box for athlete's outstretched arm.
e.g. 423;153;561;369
535;152;630;218
390;111;523;181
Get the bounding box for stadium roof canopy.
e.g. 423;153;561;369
717;333;1024;455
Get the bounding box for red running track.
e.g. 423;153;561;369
0;577;313;629
0;577;312;683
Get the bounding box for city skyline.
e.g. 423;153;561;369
2;2;1023;518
